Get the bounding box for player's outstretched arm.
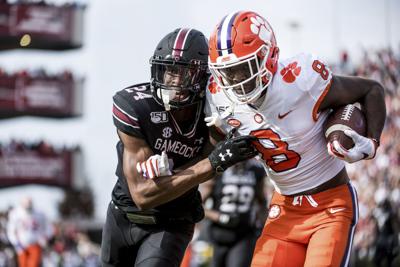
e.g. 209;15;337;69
118;130;214;210
136;125;225;178
119;130;257;210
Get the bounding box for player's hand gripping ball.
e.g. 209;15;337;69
324;104;376;163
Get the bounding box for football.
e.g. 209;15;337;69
324;104;367;150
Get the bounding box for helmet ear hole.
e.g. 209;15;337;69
243;34;256;45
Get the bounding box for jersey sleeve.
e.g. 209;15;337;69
299;53;333;121
112;91;145;139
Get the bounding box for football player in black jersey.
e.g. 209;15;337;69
199;159;267;267
101;28;258;267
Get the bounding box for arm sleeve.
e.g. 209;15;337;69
112;92;145;139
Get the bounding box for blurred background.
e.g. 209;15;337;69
0;0;399;266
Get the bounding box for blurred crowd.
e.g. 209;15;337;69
0;140;80;157
1;47;400;266
0;0;85;8
333;47;400;266
0;199;100;267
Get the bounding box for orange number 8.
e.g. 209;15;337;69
251;129;301;172
312;60;329;80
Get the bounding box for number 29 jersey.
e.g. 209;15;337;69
212;161;265;226
205;53;345;195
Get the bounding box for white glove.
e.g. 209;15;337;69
136;151;173;179
327;129;377;163
204;106;234;127
204;113;222;127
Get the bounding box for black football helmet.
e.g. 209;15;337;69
150;28;209;110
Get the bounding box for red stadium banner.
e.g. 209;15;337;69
0;4;9;34
0;141;84;189
0;70;83;118
0;2;85;50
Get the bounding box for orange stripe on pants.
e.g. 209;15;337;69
251;183;358;267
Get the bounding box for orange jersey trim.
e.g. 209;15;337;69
312;80;332;122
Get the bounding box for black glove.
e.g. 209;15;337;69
208;135;258;173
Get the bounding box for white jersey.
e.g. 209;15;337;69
205;53;345;195
7;206;53;250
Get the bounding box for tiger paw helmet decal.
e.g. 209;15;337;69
250;15;273;43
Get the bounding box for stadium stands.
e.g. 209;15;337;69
0;140;85;189
0;68;84;118
0;0;86;50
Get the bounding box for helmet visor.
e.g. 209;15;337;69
150;57;208;108
151;58;207;92
210;54;266;95
209;45;273;104
218;59;259;96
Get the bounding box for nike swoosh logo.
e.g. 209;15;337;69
329;207;346;214
278;110;293;119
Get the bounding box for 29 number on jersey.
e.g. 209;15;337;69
220;185;254;213
251;128;301;172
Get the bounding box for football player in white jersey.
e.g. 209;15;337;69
205;10;386;267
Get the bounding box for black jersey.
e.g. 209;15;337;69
111;83;209;222
211;161;265;227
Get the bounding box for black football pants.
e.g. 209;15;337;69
101;202;194;267
210;232;258;267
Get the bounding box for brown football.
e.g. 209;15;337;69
323;104;367;150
